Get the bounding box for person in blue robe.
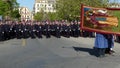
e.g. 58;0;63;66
94;33;108;58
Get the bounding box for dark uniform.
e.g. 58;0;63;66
62;23;70;38
66;24;70;38
115;35;120;43
50;22;55;36
9;22;15;39
44;23;51;38
0;23;4;41
13;23;20;39
21;23;29;39
3;23;10;40
34;22;42;38
25;23;31;38
70;22;74;37
61;23;66;37
29;23;36;39
55;23;61;38
105;34;114;54
73;22;80;37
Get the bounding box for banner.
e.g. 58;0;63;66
80;5;120;35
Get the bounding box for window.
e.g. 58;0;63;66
48;8;52;10
27;16;29;19
37;8;39;10
45;8;46;10
37;4;39;7
48;4;51;6
52;5;55;7
45;4;46;7
41;4;43;6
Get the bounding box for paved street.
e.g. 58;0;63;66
0;36;120;68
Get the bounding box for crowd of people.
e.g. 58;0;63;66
0;20;95;41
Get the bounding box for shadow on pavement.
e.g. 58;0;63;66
72;46;98;57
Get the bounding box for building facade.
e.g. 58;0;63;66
33;0;56;13
19;7;33;21
109;3;120;8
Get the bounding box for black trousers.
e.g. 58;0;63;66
98;48;106;57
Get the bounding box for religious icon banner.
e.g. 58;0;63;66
80;5;120;35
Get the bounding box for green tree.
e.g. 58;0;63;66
55;0;109;21
34;12;44;21
0;0;20;20
0;0;9;15
47;12;58;21
11;9;21;20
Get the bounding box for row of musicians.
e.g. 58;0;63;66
0;22;85;41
